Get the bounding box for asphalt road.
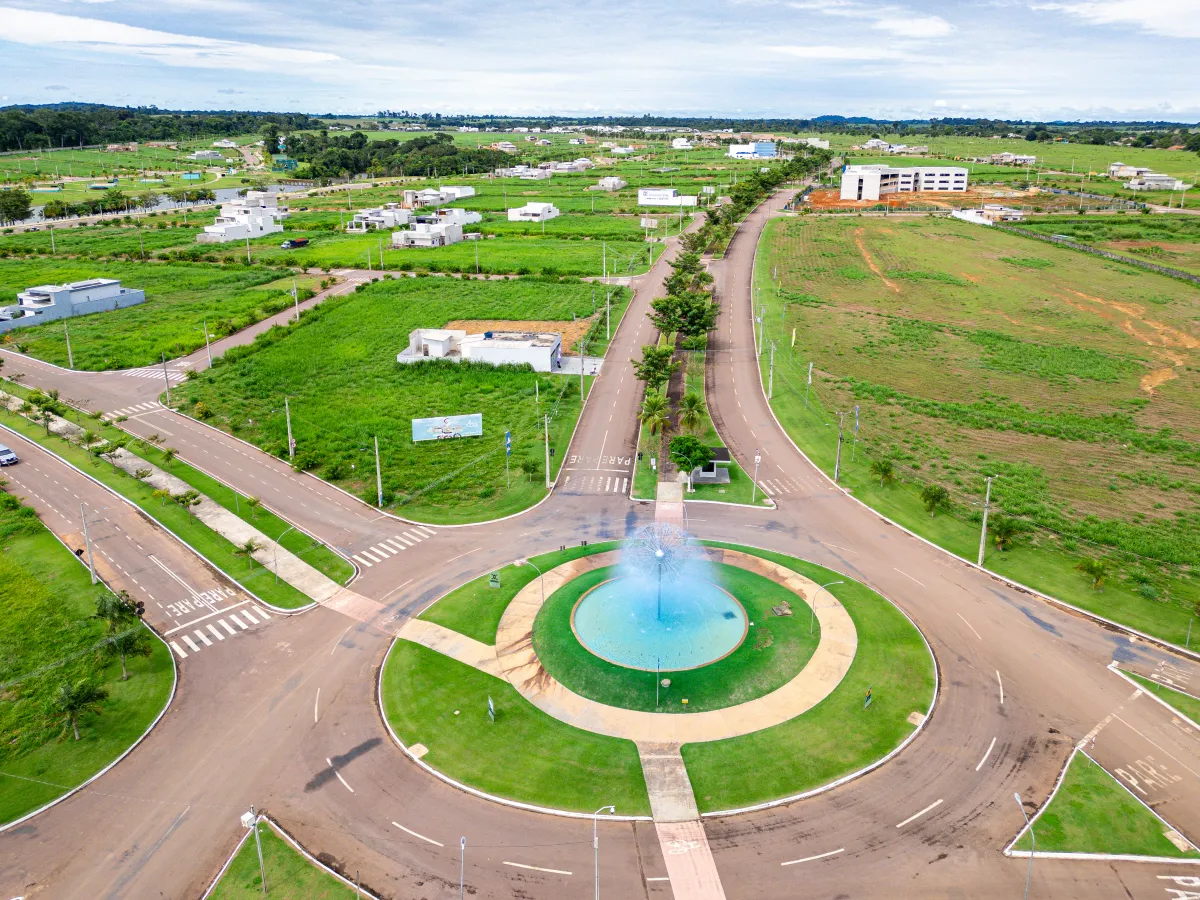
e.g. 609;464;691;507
2;196;1199;899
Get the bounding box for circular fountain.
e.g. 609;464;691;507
570;523;748;671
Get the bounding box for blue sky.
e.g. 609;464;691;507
0;0;1196;120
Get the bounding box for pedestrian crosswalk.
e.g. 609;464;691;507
351;525;438;568
562;473;629;495
167;602;272;658
122;366;187;383
756;476;815;496
104;401;163;420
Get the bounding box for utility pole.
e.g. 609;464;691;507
768;341;776;400
285;397;295;461
375;436;384;507
250;806;267;896
804;361;813;409
64;321;74;369
292;280;299;322
81;503;97;584
544;414;551;489
606;291;611;341
602;241;606;282
161;352;172;406
756;305;764;357
579;338;586;400
49;225;55;255
245;233;251;264
203;319;213;366
851;405;860;460
833;411;846;483
978;475;997;567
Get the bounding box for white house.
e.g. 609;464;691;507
952;205;1025;226
860;138;892;151
197;191;287;243
594;176;627;191
431;207;482;226
727;141;777;159
1126;173;1189;191
398;328;563;372
189;150;224;161
548;158;594;173
493;141;519;153
402;186;476;208
637;188;698;207
494;165;551;180
672;137;694;150
991;152;1038;166
212;139;239;149
0;278;147;331
392;221;463;248
839;164;968;201
347;203;411;232
508;202;560;223
1108;162;1150;179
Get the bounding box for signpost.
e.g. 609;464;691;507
864;687;873;709
412;413;483;442
487;696;495;722
504;429;512;486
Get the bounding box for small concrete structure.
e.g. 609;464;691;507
398;328;563;372
197;191;287;243
507;202;560;223
347;203;411;232
0;279;146;331
690;447;731;485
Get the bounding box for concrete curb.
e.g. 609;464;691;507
0;528;179;835
1108;664;1200;733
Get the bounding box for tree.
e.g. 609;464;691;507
678;392;704;435
989;515;1022;551
631;345;680;391
0;188;32;225
152;488;171;507
160;447;177;467
669;435;714;492
1075;557;1110;589
92;593;134;634
105;627;153;681
920;483;950;517
50;678;109;741
869;458;895;488
520;458;538;482
236;538;263;567
246;496;261;519
639;391;671;437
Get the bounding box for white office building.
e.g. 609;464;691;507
392;221;463;248
727;141;777;159
508;202;560;223
398;328;563;372
0;279;146;331
637;188;698;207
347;203;412;232
840;164;968;201
197;191;287;243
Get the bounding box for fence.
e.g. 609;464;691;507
994;224;1200;286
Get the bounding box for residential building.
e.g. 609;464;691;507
594;176;627;191
401;186;475;208
212;139;239;149
189;149;225;161
105;142;139;152
493;141;519;153
397;328;563;372
860;138;892;151
347;203;412;232
508;202;560;223
637;188;698;207
672;137;694;150
430;207;482;226
494;164;551;180
839;164;968;201
391;221;463;248
952;205;1025;225
0;279;146;331
1108;162;1150;179
197;191;287;243
1126;173;1189;191
727;141;777;159
990;152;1038;166
611;146;637;155
457;126;480;132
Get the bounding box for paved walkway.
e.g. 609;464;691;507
493;548;858;743
397;619;505;677
655;820;729;900
655;481;684;528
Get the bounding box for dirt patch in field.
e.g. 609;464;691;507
443;318;595;349
854;228;900;293
1064;289;1200;353
1140;367;1179;394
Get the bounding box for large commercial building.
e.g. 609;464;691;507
727;141;777;159
398;328;563;372
0;279;146;332
839;164;969;201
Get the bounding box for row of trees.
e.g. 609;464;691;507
283;131;512;180
0;186;217;224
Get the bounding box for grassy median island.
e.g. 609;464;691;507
1124;671;1200;725
754;215;1200;647
177;277;627;523
0;490;173;826
532;563;819;713
208;820;360;900
1013;751;1199;858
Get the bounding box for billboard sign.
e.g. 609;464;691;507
640;217;659;228
412;413;483;442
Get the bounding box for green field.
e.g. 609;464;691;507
207;821;360;900
0;220;200;258
1022;214;1200;277
1013;751;1199;858
1124;671;1200;725
0;489;174;826
0;259;316;370
532;563;820;712
175;277;622;522
754;214;1200;646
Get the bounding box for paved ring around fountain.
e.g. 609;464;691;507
493;547;858;744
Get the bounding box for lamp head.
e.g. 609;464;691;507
514;558;527;567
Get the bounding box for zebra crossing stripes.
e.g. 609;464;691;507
351;526;438;568
757;477;807;496
122;366;187;383
168;604;271;658
105;401;162;419
562;474;629;495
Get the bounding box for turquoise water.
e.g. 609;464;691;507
572;577;748;671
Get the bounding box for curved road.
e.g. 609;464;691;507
2;193;1199;899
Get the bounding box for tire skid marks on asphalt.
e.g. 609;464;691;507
351;526;438;568
168;604;271;658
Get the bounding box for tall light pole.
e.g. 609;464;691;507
285;397;295;462
1015;792;1033;900
81;503;97;584
202;319;213;367
160;352;172;406
750;452;762;504
833;411;846;482
768;340;776;400
593;805;615;900
240;807;267;895
978;475;997;567
811;580;843;636
514;557;544;605
459;836;467;900
543;413;551;489
274;524;295;583
374;436;383;507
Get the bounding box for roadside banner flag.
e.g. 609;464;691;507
487;696;495;722
807;362;813;385
505;431;511;456
791;327;796;349
854;406;860;434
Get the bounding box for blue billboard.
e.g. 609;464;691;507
412;413;483;442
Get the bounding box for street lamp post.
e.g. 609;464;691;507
274;525;296;583
811;580;844;636
593;805;615;900
459;836;467;900
240;807;268;895
514;557;544;605
1015;792;1033;900
750;452;762;504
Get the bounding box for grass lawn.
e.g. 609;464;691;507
0;489;173;826
1124;671;1200;725
1013;751;1199;858
754;214;1200;647
532;563;819;712
176;277;622;523
681;544;934;813
0;403;314;608
417;543;619;644
1022;214;1200;277
0;258;310;370
381;642;650;815
207;821;359;900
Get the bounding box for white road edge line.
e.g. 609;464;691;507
893;567;925;587
896;798;943;828
502;861;573;876
975;737;997;772
997;670;1004;704
781;848;845;866
956;613;982;641
314;688;320;724
392;821;444;847
331;624;353;655
445;548;482;565
326;758;355;793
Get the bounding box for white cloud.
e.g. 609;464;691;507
871;13;954;37
0;7;338;69
766;43;902;59
787;0;954;37
1033;0;1200;38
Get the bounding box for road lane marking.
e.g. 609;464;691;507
229;613;248;630
646;876;671;882
503;861;572;876
378;579;414;604
241;608;260;624
314;688;320;723
326;758;355;793
331;624;353;654
893;567;925;587
896;798;943;828
975;737;997;772
956;613;982;641
997;670;1004;704
781;848;845;866
392;821;443;847
193;629;212;646
446;548;481;564
1113;714;1200;779
220;619;237;635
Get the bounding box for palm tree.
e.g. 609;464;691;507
678;392;704;435
246;496;261;519
639;391;670;436
989;515;1021;551
160;447;177;468
869;458;895;488
92;594;133;634
51;679;109;741
235;538;263;568
105;627;153;681
920;484;950;517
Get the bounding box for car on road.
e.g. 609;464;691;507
0;444;19;466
